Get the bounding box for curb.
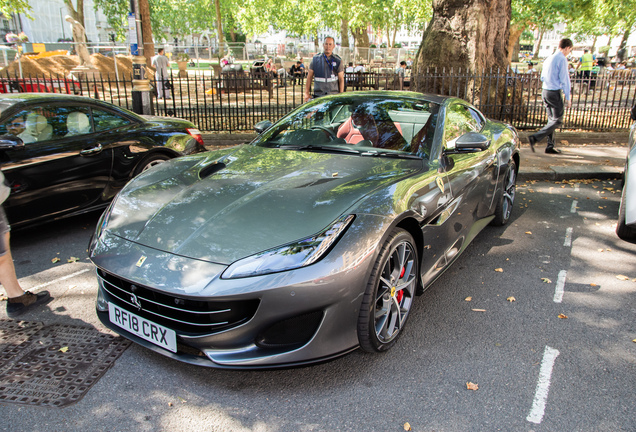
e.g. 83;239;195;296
518;166;623;182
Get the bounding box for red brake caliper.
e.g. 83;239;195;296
396;266;405;303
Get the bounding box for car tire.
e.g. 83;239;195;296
616;184;636;241
357;228;418;353
133;154;171;176
491;160;517;226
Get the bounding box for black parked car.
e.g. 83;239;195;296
0;94;205;229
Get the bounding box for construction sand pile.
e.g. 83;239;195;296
1;53;157;80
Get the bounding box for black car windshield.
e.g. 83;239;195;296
252;95;440;159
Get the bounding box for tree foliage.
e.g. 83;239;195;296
0;0;31;19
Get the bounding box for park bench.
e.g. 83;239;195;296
217;65;273;98
344;72;379;91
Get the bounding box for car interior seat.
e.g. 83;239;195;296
336;117;364;144
66;112;91;136
338;112;405;149
25;113;53;142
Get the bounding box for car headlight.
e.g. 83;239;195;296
222;215;355;279
88;199;116;257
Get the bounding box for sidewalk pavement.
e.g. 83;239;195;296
201;131;630;182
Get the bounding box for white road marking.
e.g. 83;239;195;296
564;227;573;247
574;184;580;192
570;200;578;213
553;270;567;303
526;346;560;424
28;268;92;292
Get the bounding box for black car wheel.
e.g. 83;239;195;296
134;154;171;176
358;228;418;352
616;184;636;241
491;160;517;226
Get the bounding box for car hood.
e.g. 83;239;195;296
104;145;421;264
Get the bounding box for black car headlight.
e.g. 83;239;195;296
222;215;355;279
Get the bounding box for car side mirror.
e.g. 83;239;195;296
0;134;25;150
455;132;490;151
254;120;273;134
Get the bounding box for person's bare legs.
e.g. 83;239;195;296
0;232;23;298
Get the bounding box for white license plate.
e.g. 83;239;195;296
108;303;177;353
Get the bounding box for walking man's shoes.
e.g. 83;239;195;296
528;136;536;153
545;148;561;154
6;290;51;318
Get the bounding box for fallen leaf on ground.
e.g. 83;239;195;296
465;296;472;301
590;283;597;287
616;275;630;281
507;296;516;302
59;346;69;353
472;309;486;312
558;313;568;319
466;382;479;391
495;268;503;272
525;231;532;235
404;423;412;431
51;257;60;263
542;278;552;283
67;257;80;263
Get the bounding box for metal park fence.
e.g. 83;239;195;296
1;66;635;133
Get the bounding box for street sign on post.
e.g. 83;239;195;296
128;5;152;115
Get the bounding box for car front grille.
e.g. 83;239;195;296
97;269;259;337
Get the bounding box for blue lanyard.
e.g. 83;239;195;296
323;54;334;75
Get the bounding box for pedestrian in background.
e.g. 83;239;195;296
152;48;172;100
0;171;50;318
304;37;344;102
528;38;573;154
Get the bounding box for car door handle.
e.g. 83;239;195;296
80;144;103;156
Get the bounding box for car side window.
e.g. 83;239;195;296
467;107;485;131
1;110;34;144
91;108;132;132
16;105;92;141
444;103;481;147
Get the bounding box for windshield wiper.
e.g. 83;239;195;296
360;150;422;160
279;144;362;155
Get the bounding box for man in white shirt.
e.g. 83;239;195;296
528;38;573;154
152;48;172;100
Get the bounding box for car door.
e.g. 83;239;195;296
0;103;114;226
439;102;498;250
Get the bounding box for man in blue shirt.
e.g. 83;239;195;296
528;38;573;154
304;37;344;101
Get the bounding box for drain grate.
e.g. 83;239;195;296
0;319;131;407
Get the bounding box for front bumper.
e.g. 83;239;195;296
91;215;387;368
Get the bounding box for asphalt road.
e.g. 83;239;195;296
1;178;635;432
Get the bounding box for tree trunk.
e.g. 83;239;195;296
590;35;597;53
413;0;510;95
351;26;369;63
533;30;543;60
340;19;349;48
617;19;634;62
213;0;225;57
507;23;524;64
352;26;369;47
63;0;84;28
139;0;154;65
314;30;320;52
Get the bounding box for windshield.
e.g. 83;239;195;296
252;95;440;159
